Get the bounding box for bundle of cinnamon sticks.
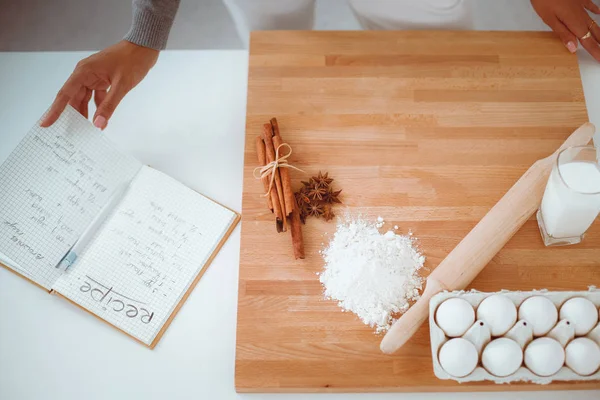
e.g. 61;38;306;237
255;118;305;259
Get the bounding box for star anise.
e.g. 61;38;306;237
295;190;310;204
324;188;342;204
299;208;307;224
298;195;308;210
322;204;335;221
306;202;324;218
307;184;327;201
295;196;309;224
301;178;315;189
313;171;334;189
294;171;341;224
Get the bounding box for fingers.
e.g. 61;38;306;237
79;89;93;119
94;89;107;110
93;89;107;129
574;14;600;61
534;0;600;62
69;86;87;117
555;7;600;62
92;83;128;130
580;31;600;61
547;17;579;53
585;1;600;14
40;73;83;127
590;18;600;41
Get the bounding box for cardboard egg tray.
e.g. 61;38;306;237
430;288;600;384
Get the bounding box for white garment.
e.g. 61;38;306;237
223;0;316;47
222;0;473;47
349;0;473;30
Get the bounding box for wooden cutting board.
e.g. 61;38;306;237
236;31;600;392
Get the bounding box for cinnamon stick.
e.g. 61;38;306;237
270;118;295;218
289;199;305;259
270;118;304;258
256;133;283;232
263;123;288;232
255;136;273;212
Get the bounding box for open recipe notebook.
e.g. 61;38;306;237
0;106;239;347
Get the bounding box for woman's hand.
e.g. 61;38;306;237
531;0;600;61
41;40;159;129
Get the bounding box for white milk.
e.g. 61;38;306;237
540;161;600;238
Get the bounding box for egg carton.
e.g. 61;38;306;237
430;288;600;384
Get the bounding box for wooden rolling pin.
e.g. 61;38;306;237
380;123;596;354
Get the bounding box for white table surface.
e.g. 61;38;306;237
0;50;599;400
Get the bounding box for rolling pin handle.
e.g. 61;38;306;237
380;278;445;354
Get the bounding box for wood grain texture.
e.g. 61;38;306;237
236;31;600;392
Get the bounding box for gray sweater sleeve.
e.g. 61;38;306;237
124;0;181;50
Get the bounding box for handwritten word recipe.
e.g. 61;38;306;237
0;106;140;288
53;166;236;344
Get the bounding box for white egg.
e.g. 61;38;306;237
477;294;517;336
524;337;565;377
559;297;598;336
435;298;475;337
588;323;600;346
481;338;523;377
565;338;600;376
518;296;558;336
438;338;479;378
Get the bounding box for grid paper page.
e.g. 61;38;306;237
53;166;237;345
0;106;141;289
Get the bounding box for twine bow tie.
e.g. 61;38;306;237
253;143;304;196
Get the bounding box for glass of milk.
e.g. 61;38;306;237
537;145;600;246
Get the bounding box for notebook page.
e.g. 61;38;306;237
52;166;237;345
0;106;141;289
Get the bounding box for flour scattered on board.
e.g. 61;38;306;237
319;215;425;333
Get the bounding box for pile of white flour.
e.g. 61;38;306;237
319;216;425;333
